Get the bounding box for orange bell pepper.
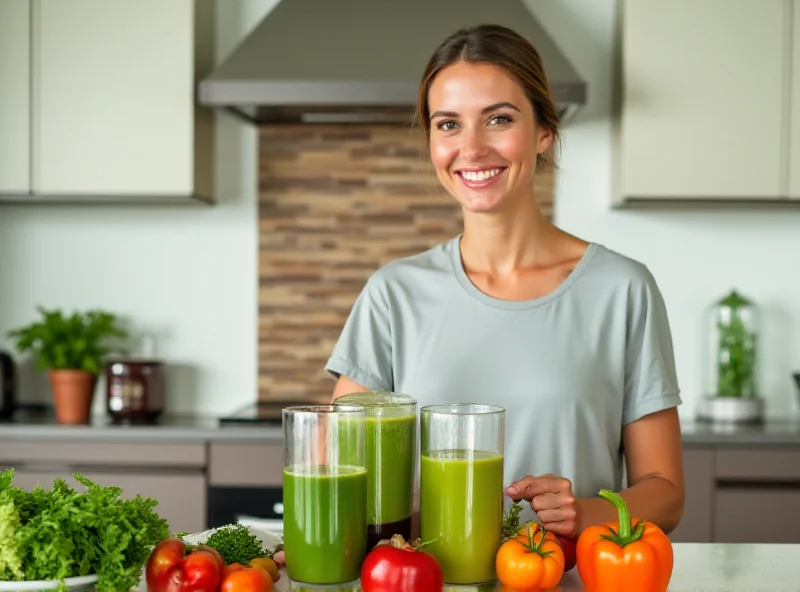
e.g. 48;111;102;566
576;489;673;592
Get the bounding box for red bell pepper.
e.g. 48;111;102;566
360;534;443;592
145;537;225;592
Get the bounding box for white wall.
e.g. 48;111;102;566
0;0;280;416
530;0;800;420
1;0;798;420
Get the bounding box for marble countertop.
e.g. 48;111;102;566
268;543;800;591
2;411;800;447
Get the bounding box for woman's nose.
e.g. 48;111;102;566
460;128;490;160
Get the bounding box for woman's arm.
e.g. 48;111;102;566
330;375;370;402
507;407;685;538
577;406;685;534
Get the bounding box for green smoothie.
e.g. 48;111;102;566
282;465;367;584
334;393;416;548
366;414;415;523
420;449;504;584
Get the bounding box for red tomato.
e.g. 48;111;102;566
361;536;443;592
220;567;274;592
557;535;578;572
145;538;224;592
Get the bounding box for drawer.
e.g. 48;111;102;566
0;441;205;468
209;443;283;486
715;486;800;543
715;450;800;481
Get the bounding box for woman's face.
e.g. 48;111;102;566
427;61;552;214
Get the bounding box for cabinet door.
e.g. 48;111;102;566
0;0;31;194
34;0;194;195
669;449;714;542
10;469;207;534
790;1;800;198
618;0;787;201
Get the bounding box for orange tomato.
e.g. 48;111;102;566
222;563;247;578
220;566;274;592
496;523;565;591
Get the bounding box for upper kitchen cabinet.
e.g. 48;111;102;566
614;0;791;205
790;4;800;198
0;1;31;194
0;0;214;203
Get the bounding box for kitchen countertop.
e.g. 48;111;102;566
2;411;800;447
267;543;800;591
0;412;282;443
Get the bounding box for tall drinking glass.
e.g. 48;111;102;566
282;405;367;584
334;391;417;549
420;404;505;585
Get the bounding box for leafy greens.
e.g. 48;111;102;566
0;468;169;591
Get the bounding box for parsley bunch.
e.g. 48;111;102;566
0;468;169;591
199;523;271;565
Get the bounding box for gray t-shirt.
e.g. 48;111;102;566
325;235;681;512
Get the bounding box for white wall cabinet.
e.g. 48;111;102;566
615;0;794;205
0;0;214;203
0;0;31;194
790;3;800;198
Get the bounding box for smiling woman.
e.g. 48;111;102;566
325;22;685;569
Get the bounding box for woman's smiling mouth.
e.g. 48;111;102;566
455;167;508;188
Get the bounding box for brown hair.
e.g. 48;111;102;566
415;24;561;168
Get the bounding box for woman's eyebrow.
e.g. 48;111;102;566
430;102;521;120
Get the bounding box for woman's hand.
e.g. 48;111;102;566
506;474;579;538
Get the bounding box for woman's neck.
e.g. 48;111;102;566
460;194;556;276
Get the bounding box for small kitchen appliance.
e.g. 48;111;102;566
104;359;165;423
0;350;16;419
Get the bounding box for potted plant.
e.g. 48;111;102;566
6;306;127;424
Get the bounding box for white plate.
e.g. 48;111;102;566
0;574;99;591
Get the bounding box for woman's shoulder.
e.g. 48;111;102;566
364;237;458;291
582;242;660;289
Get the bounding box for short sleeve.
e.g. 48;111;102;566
325;273;393;391
622;266;682;425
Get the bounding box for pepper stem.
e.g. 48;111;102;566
598;488;644;547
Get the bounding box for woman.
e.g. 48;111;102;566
326;23;684;539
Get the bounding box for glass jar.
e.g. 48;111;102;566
706;289;759;398
420;404;505;585
282;404;367;585
333;391;417;550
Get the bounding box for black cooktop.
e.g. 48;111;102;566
218;400;306;426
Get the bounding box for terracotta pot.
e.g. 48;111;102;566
48;370;97;425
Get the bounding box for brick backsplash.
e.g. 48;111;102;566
258;125;554;402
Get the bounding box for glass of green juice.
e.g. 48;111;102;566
420;404;505;585
282;404;367;585
334;391;417;550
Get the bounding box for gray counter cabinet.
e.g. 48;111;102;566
3;421;800;543
0;440;207;534
671;446;800;544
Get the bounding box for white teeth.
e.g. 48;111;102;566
461;168;502;182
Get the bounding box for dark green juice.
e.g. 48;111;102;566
365;414;415;546
282;465;367;584
334;392;416;549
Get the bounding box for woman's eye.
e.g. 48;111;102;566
436;120;458;131
489;114;512;125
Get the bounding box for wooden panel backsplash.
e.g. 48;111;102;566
258;125;555;402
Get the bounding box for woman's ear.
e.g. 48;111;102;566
536;126;554;155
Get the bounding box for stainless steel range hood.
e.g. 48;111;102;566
199;0;586;125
